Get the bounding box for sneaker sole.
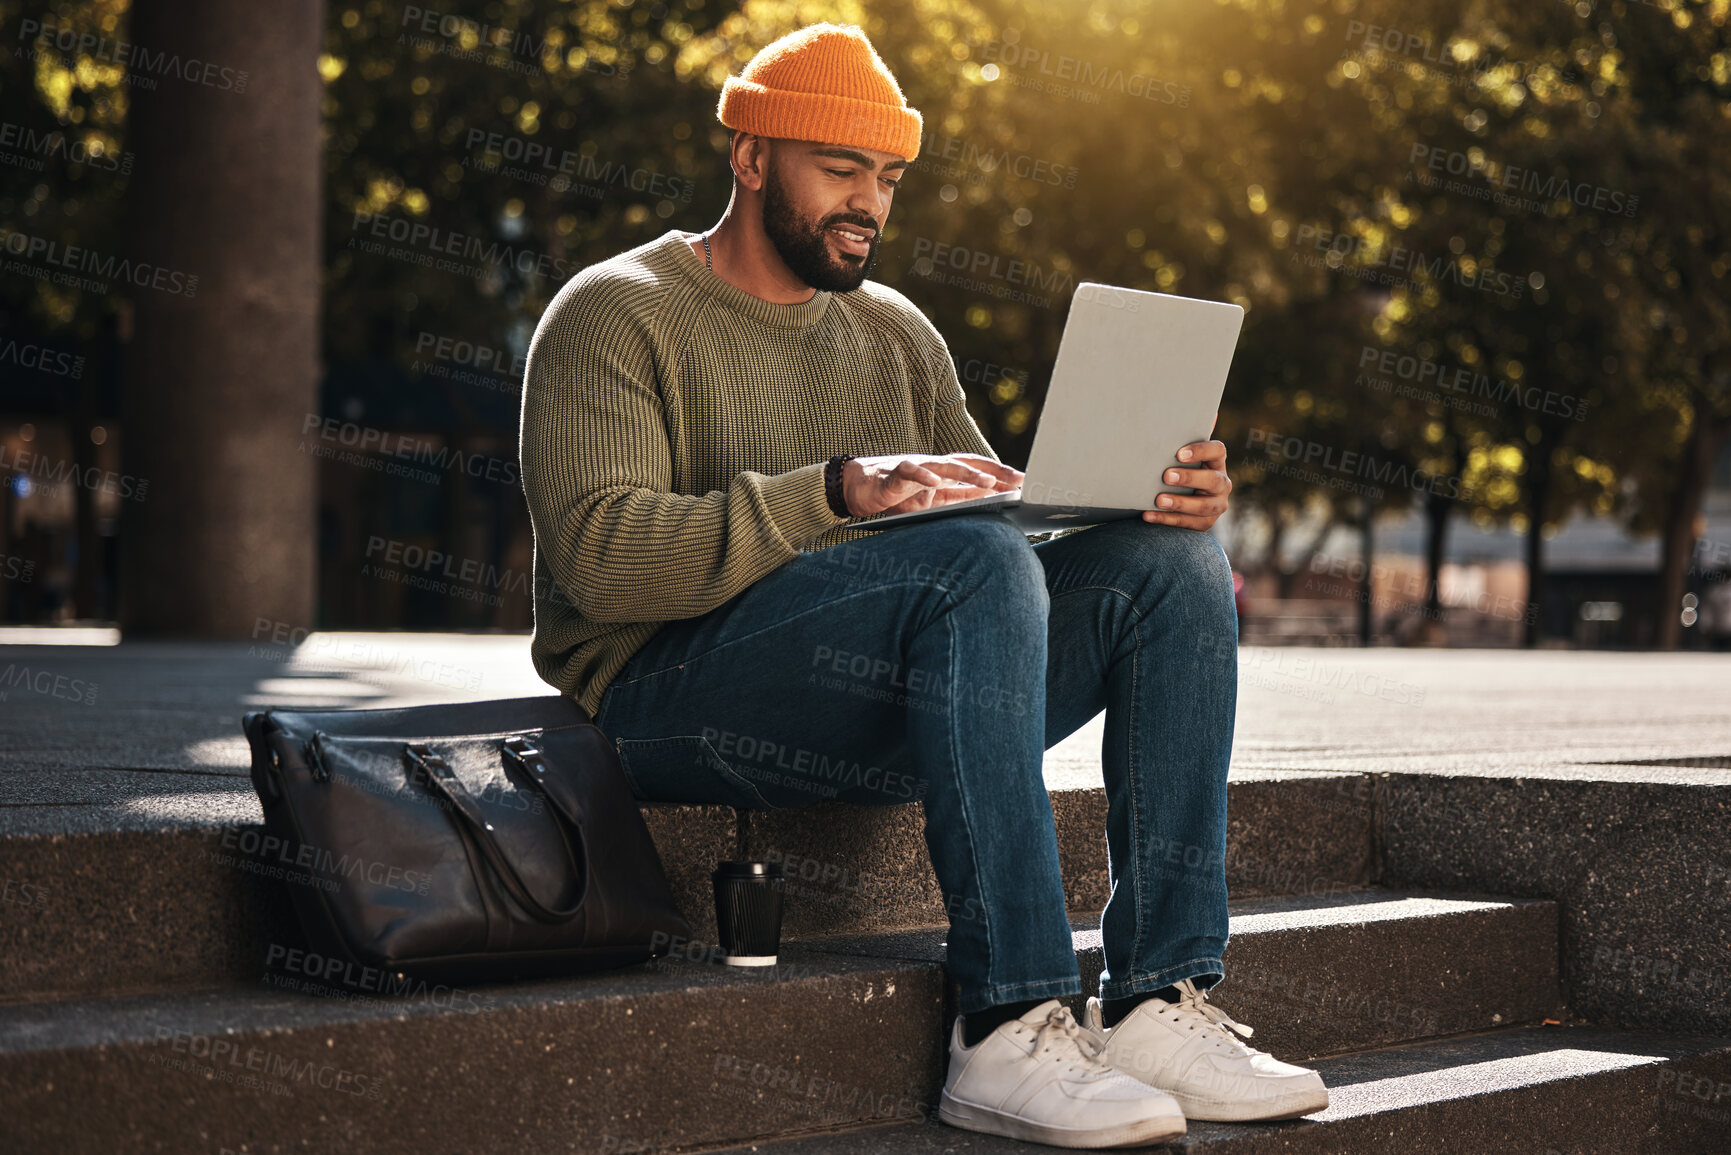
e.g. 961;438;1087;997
1169;1085;1330;1122
939;1090;1187;1149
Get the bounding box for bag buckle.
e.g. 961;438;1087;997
404;743;454;786
501;735;547;778
305;733;332;782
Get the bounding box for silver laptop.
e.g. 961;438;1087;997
861;282;1245;532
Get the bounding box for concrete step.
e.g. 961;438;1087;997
0;773;1375;1004
0;941;947;1155
1374;771;1731;1038
0;890;1556;1153
6;641;1728;1033
710;1027;1731;1155
801;889;1561;1062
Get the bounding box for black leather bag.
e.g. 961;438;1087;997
241;695;690;982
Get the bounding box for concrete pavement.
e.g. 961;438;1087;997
1;630;1726;837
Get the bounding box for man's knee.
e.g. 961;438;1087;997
810;519;1045;618
946;515;1037;562
944;517;1047;602
1166;526;1234;589
875;517;1039;584
1096;522;1234;606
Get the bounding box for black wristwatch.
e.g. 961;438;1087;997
825;455;856;518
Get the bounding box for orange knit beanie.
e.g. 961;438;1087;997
718;23;923;161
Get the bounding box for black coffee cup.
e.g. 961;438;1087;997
712;861;786;966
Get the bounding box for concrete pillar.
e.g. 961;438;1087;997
120;0;324;636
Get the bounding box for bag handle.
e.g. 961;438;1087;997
405;738;591;925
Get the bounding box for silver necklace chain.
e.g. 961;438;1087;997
702;230;713;270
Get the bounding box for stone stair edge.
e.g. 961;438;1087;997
0;769;1390;1007
0;887;1560;1072
697;1026;1731;1155
0;945;940;1056
5;763;1729;838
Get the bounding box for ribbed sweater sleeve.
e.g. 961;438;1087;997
883;288;997;462
520;280;846;626
930;349;997;461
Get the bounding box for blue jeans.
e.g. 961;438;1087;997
593;516;1237;1013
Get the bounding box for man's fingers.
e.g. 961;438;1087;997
929;483;1000;505
1176;439;1228;466
1163;466;1232;496
879;461;983;504
1141;509;1219;530
864;454;1026;514
1148;492;1228;518
924;459;1013;490
1146;439;1230;531
890;460;946;488
883;483;998;514
949;455;1025;486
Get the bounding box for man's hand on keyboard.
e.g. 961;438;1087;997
842;454;1024;517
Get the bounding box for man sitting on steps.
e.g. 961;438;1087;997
519;22;1329;1149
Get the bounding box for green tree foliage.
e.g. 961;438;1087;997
2;0;1727;640
0;0;134;339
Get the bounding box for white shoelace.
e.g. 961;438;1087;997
1027;1005;1115;1078
1166;979;1262;1055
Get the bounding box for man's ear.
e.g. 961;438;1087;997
730;132;770;193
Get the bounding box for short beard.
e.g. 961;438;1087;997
761;163;878;293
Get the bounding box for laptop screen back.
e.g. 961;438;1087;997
1021;283;1244;512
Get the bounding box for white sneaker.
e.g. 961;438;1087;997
1085;980;1329;1122
939;1000;1186;1149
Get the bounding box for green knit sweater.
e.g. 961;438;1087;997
520;229;996;716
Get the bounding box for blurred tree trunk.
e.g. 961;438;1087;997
1421;434;1463;642
1422;493;1450;620
1267;512;1287;598
1522;428;1559;648
1291;513;1338;600
71;371;100;620
1654;399;1731;649
0;481;12;620
1268;506;1336;600
1358;490;1373;647
120;0;325;636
